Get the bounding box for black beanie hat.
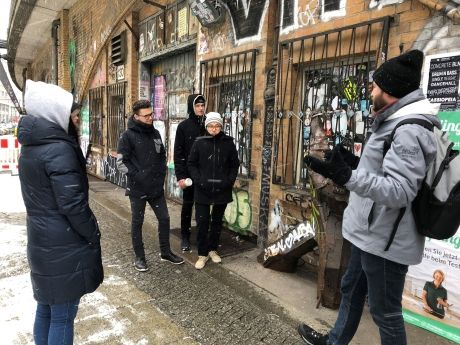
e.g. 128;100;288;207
194;95;205;104
373;49;424;99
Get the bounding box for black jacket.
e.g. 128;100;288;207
173;94;206;181
18;115;103;305
187;132;240;204
117;117;166;199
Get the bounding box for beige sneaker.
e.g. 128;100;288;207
195;255;209;270
209;250;221;263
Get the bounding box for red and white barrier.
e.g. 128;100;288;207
0;135;20;175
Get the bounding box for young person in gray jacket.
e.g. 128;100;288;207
299;50;440;345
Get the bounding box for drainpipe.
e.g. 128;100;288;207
51;19;60;85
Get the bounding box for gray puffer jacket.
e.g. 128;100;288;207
343;89;441;265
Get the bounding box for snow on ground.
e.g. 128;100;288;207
0;222;35;344
0;173;161;344
0;173;26;213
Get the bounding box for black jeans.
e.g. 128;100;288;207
181;186;194;239
129;195;171;258
195;203;227;256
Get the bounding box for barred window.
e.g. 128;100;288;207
273;17;391;186
89;86;104;147
200;49;257;177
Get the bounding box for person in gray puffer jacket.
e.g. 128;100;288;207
299;50;440;345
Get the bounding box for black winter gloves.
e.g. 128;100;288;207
304;145;352;186
324;144;360;169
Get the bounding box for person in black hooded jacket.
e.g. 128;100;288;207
174;94;206;252
117;100;184;271
187;112;240;269
18;80;103;345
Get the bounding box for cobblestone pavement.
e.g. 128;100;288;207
91;198;305;345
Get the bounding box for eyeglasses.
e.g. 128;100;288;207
137;112;154;119
207;124;222;129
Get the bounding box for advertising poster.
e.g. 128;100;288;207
139;64;150;101
166;122;182;199
402;230;460;343
152;75;166;120
402;51;460;342
423;52;460;150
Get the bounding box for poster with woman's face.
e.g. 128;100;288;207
402;227;460;343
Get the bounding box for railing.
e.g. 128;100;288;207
200;49;257;177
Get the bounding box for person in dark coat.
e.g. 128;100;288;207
69;101;81;144
18;80;103;345
187;112;240;269
174;94;206;252
117;100;184;271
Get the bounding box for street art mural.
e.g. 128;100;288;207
224;189;252;235
223;0;269;43
197;0;269;48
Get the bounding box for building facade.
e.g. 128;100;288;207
7;0;460;308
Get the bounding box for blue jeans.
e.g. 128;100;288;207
328;245;408;345
33;299;80;345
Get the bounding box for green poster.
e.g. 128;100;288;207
439;111;460;150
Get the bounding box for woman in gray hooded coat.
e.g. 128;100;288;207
18;80;103;345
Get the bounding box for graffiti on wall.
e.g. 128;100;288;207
103;154;128;188
264;220;316;261
369;0;404;10
280;0;346;34
87;153;128;188
224;189;253;235
198;24;235;55
163;65;195;92
258;68;276;246
268;193;312;242
220;0;270;44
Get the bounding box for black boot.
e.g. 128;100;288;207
133;257;148;272
160;252;184;265
298;324;328;345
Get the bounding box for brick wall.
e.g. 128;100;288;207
22;0;459;238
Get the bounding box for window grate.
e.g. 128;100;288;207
107;82;126;151
199;49;257;177
273;17;391;186
89;86;105;147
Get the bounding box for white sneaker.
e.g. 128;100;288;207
195;255;209;270
209;250;221;263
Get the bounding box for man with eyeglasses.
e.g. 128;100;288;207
174;94;207;252
117;100;184;271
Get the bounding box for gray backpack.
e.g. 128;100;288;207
383;118;460;250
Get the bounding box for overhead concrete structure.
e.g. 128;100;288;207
6;0;78;90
